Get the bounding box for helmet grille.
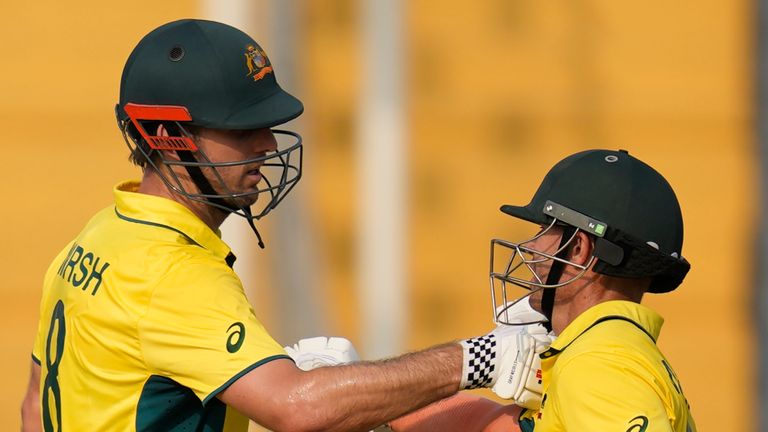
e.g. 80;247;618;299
147;135;196;151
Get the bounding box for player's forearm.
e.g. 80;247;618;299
389;393;523;432
21;395;41;432
21;361;42;432
287;343;462;431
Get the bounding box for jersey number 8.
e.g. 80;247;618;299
42;300;66;432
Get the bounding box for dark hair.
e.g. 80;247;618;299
125;121;158;168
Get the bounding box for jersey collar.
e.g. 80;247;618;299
546;300;664;354
113;180;233;261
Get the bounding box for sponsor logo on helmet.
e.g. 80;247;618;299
244;44;273;81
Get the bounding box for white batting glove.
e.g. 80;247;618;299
490;324;554;409
494;296;547;325
284;336;360;371
459;297;554;409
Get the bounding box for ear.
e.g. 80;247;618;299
150;123;184;163
155;123;170;137
568;230;595;266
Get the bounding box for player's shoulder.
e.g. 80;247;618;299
564;315;657;354
89;203;233;276
149;251;242;301
77;204;123;234
552;317;662;378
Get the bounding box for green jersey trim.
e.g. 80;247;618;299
542;315;656;359
31;353;41;366
520;418;535;432
114;207;201;248
202;354;291;406
136;375;227;431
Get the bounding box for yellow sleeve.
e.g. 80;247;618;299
548;354;673;431
32;318;45;365
32;297;47;365
138;258;288;404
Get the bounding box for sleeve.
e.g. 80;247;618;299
138;259;289;404
32;330;44;365
32;307;46;365
389;393;522;432
548;354;673;432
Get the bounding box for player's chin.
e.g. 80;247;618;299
227;192;259;210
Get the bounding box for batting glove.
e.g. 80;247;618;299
284;336;360;371
494;296;547;325
459;297;554;409
490;324;554;409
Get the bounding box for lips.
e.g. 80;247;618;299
246;168;262;183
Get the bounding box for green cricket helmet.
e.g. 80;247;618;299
115;19;304;246
490;149;690;323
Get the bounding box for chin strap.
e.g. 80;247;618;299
540;226;576;332
177;150;266;249
243;207;265;249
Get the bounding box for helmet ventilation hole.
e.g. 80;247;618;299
605;155;619;163
169;46;185;62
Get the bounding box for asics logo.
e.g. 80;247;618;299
626;415;648;432
227;322;246;353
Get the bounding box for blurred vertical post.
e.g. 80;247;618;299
757;0;768;428
358;0;407;358
267;0;328;343
203;0;326;344
202;0;260;300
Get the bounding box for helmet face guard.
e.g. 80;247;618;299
489;217;595;325
118;103;302;221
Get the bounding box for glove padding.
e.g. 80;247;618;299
284;336;360;371
494;296;547;325
459;296;554;409
490;323;554;409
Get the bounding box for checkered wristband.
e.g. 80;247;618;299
459;334;499;389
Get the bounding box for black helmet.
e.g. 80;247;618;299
115;19;305;246
498;149;690;293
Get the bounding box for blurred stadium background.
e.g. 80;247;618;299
1;0;757;430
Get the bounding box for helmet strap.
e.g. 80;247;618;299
176;150;267;249
540;226;576;332
243;207;266;249
176;150;233;210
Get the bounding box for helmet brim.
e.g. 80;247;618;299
500;204;548;225
214;88;304;130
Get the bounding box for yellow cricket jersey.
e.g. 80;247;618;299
32;180;289;431
519;301;696;432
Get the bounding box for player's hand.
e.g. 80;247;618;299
490;323;554;409
284;336;360;371
459;296;554;409
489;296;553;408
494;296;547;325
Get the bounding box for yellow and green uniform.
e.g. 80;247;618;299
520;301;696;432
32;181;288;431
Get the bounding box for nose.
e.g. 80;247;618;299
252;128;277;153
